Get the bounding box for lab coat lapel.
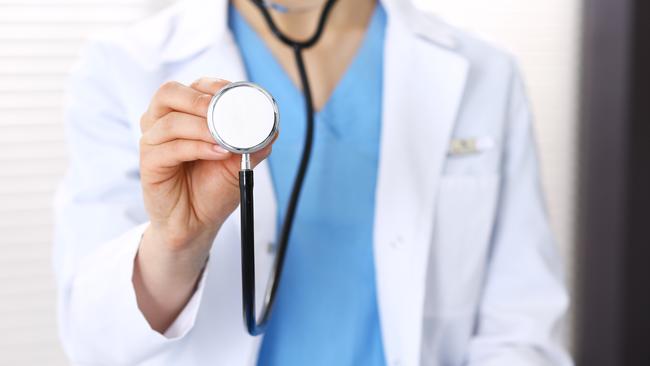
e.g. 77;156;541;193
374;8;469;365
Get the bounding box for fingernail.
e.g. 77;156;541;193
212;145;229;154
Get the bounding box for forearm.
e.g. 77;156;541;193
133;226;215;333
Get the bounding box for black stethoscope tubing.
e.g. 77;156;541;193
239;0;339;336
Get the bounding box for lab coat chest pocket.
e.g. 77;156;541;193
424;173;501;318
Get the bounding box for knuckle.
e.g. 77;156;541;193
142;114;172;145
140;128;159;146
139;144;152;166
152;81;181;108
158;113;175;135
191;93;211;110
139;112;149;132
188;140;203;154
139;133;150;147
159;80;181;94
188;141;206;156
189;78;205;89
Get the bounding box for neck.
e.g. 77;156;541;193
232;0;376;41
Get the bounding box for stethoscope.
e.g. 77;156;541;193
206;0;338;336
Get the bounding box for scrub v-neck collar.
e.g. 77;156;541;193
228;4;384;118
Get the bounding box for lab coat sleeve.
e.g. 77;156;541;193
464;64;573;366
53;40;207;364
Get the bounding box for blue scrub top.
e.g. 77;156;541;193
229;4;387;365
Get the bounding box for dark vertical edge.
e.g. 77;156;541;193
624;0;650;364
576;0;633;364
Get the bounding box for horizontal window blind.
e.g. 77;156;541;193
0;1;171;364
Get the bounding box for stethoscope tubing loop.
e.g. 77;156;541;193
239;0;339;336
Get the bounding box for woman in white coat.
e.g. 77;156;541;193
54;0;572;364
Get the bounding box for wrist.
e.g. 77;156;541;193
134;226;211;332
140;225;214;277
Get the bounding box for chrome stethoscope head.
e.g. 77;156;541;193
206;81;279;169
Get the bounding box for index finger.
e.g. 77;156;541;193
189;77;231;95
142;81;211;129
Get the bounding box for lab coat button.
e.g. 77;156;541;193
267;242;275;253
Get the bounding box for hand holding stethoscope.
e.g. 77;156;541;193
137;77;275;335
137;0;337;337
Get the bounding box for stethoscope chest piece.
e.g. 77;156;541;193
206;81;281;335
207;81;279;157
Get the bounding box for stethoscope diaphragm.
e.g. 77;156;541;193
207;81;279;157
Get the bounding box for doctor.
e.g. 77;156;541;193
54;0;572;364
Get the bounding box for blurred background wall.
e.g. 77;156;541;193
0;0;582;364
0;1;173;364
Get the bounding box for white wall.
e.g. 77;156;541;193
0;1;170;364
0;0;581;364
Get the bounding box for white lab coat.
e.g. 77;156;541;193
53;0;572;365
